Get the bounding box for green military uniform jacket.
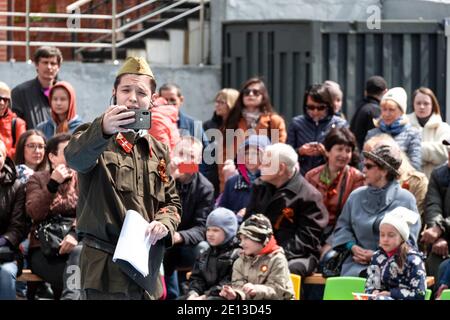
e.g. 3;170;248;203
65;116;181;298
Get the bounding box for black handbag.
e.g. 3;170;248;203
35;215;74;257
321;248;351;278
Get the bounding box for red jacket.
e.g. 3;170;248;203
0;108;26;159
305;164;365;227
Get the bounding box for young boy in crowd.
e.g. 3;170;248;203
220;214;295;300
218;135;270;222
184;207;239;300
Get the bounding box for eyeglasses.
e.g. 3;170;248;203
306;104;327;112
215;100;227;106
364;163;378;170
243;88;262;97
25;143;46;151
0;96;10;103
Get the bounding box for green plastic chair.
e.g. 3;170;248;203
425;289;432;300
323;277;367;300
439;289;450;300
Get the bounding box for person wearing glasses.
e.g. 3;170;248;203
202;88;239;196
331;143;420;277
14;130;48;184
203;88;239;133
0;81;26;159
287;83;348;176
221;78;286;193
26;133;81;300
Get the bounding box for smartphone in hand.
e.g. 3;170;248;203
120;109;152;130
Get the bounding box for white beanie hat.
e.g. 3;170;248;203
381;87;408;114
380;207;419;241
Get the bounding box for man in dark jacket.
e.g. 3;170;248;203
350;75;388;151
164;136;215;299
11;46;63;129
422;139;450;286
0;140;27;299
65;57;182;300
244;143;329;276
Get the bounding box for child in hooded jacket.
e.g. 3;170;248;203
36;81;83;139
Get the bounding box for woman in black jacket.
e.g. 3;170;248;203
0;140;27;300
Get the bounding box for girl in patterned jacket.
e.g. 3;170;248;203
365;207;427;300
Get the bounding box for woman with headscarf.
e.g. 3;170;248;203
331;143;421;277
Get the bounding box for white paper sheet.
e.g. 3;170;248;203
112;210;151;277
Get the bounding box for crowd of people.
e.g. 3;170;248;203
0;46;449;300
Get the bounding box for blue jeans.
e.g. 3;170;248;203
0;261;18;300
438;259;450;286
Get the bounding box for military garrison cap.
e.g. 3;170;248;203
117;57;155;81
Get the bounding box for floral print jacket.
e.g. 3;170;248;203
365;245;426;300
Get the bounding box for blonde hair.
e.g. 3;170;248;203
215;88;240;110
0;81;11;94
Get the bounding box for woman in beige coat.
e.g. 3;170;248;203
407;87;450;178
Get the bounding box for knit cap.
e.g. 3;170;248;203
239;134;271;152
380;207;419;241
238;214;273;246
381;87;407;114
206;207;238;244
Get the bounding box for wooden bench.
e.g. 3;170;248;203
303;273;435;288
17;269;43;282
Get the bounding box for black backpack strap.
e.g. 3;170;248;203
11;117;17;146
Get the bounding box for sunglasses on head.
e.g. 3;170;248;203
0;96;10;103
243;88;262;97
306;104;327;112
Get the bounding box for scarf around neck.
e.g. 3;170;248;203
242;109;262;129
379;118;405;136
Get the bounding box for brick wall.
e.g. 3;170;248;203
0;0;7;61
7;0;153;61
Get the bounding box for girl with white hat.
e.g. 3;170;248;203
364;207;426;300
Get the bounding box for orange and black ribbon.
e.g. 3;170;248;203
158;159;169;184
274;207;294;230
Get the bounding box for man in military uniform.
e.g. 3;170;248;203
64;57;182;300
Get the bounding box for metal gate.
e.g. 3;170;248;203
222;20;446;122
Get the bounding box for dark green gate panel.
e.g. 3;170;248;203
223;20;446;122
